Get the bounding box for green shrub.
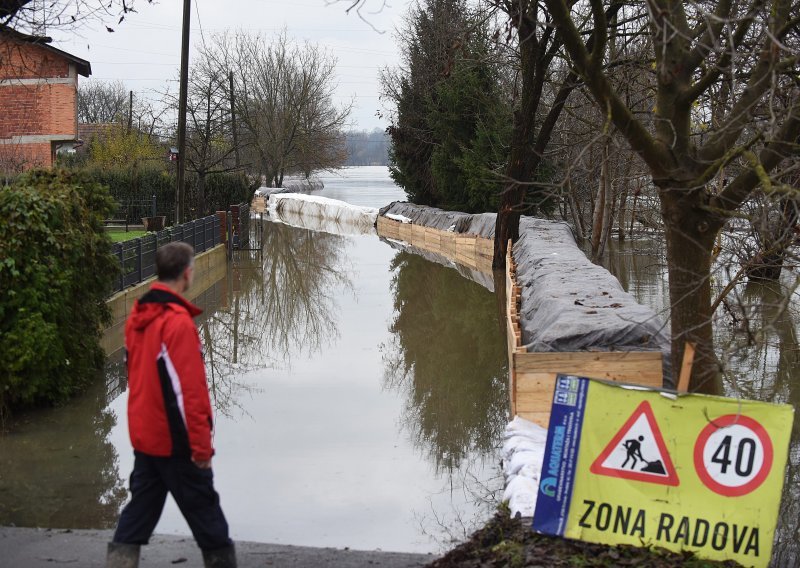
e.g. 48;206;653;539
0;170;118;418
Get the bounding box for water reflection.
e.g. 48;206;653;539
382;251;509;472
200;221;352;417
0;367;127;529
733;283;800;566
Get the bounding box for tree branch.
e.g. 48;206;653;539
684;0;735;74
544;0;669;174
711;105;800;214
697;0;792;163
681;2;758;105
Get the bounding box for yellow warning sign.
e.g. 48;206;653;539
532;376;794;567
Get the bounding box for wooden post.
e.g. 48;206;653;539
677;342;696;393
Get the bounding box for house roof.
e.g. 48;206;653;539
0;25;91;77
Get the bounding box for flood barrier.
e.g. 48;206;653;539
377;202;669;428
269;193;378;236
376;215;494;274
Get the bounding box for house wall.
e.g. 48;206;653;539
0;38;80;170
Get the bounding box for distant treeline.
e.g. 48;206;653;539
344;128;390;167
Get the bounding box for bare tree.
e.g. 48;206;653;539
199;31;351;188
162;58;242;215
491;0;627;269
78;80;127;124
541;0;800;392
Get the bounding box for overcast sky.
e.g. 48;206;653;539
48;0;411;131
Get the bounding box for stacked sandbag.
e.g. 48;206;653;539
501;416;547;518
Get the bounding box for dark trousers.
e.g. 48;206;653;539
113;451;231;551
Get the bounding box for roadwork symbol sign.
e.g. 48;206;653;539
590;401;679;486
532;376;794;567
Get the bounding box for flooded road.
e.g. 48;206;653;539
2;167;797;563
0;167;509;554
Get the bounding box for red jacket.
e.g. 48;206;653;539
124;282;214;462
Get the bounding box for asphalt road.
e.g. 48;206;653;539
0;527;438;567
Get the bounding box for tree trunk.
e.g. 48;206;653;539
660;188;721;394
566;178;585;240
629;182;640;238
493;13;539;270
591;143;609;260
600;168;615;256
617;181;629;242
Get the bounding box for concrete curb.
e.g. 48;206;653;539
0;527;438;567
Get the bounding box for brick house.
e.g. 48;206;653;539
0;27;91;171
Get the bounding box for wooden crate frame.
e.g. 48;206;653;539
376;217;493;274
505;239;663;427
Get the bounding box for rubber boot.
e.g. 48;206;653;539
106;542;140;568
202;543;237;568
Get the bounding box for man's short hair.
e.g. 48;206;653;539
156;242;195;281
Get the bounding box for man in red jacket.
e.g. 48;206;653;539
107;242;236;568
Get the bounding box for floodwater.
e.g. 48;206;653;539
0;166;510;554
2;166;797;562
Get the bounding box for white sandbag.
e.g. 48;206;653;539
268;193;378;236
504;416;548;442
502;436;545;461
503;475;539;518
504;450;540;477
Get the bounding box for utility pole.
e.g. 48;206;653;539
175;0;191;224
229;71;240;169
127;90;133;134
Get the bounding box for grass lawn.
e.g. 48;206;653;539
107;229;148;242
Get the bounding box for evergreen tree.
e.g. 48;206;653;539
383;0;511;213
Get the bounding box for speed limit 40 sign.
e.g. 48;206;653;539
532;377;794;568
694;414;774;497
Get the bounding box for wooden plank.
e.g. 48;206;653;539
376;218;401;240
516;392;558;415
423;241;443;255
440;238;457;256
476;240;494;257
455;256;478;271
397;223;414;242
411;224;427;244
515;411;551;429
514;351;663;372
476;258;493;274
677;342;695;393
424;231;442;247
514;353;663;386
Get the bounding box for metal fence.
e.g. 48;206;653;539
229;203;251;250
110;214;222;293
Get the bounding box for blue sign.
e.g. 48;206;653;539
532;375;588;536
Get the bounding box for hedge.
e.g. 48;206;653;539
81;167;257;222
0;170;118;418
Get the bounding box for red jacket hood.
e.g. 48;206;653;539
130;283;202;332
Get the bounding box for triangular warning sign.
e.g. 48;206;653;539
590;400;679;486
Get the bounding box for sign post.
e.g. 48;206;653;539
532;375;794;567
